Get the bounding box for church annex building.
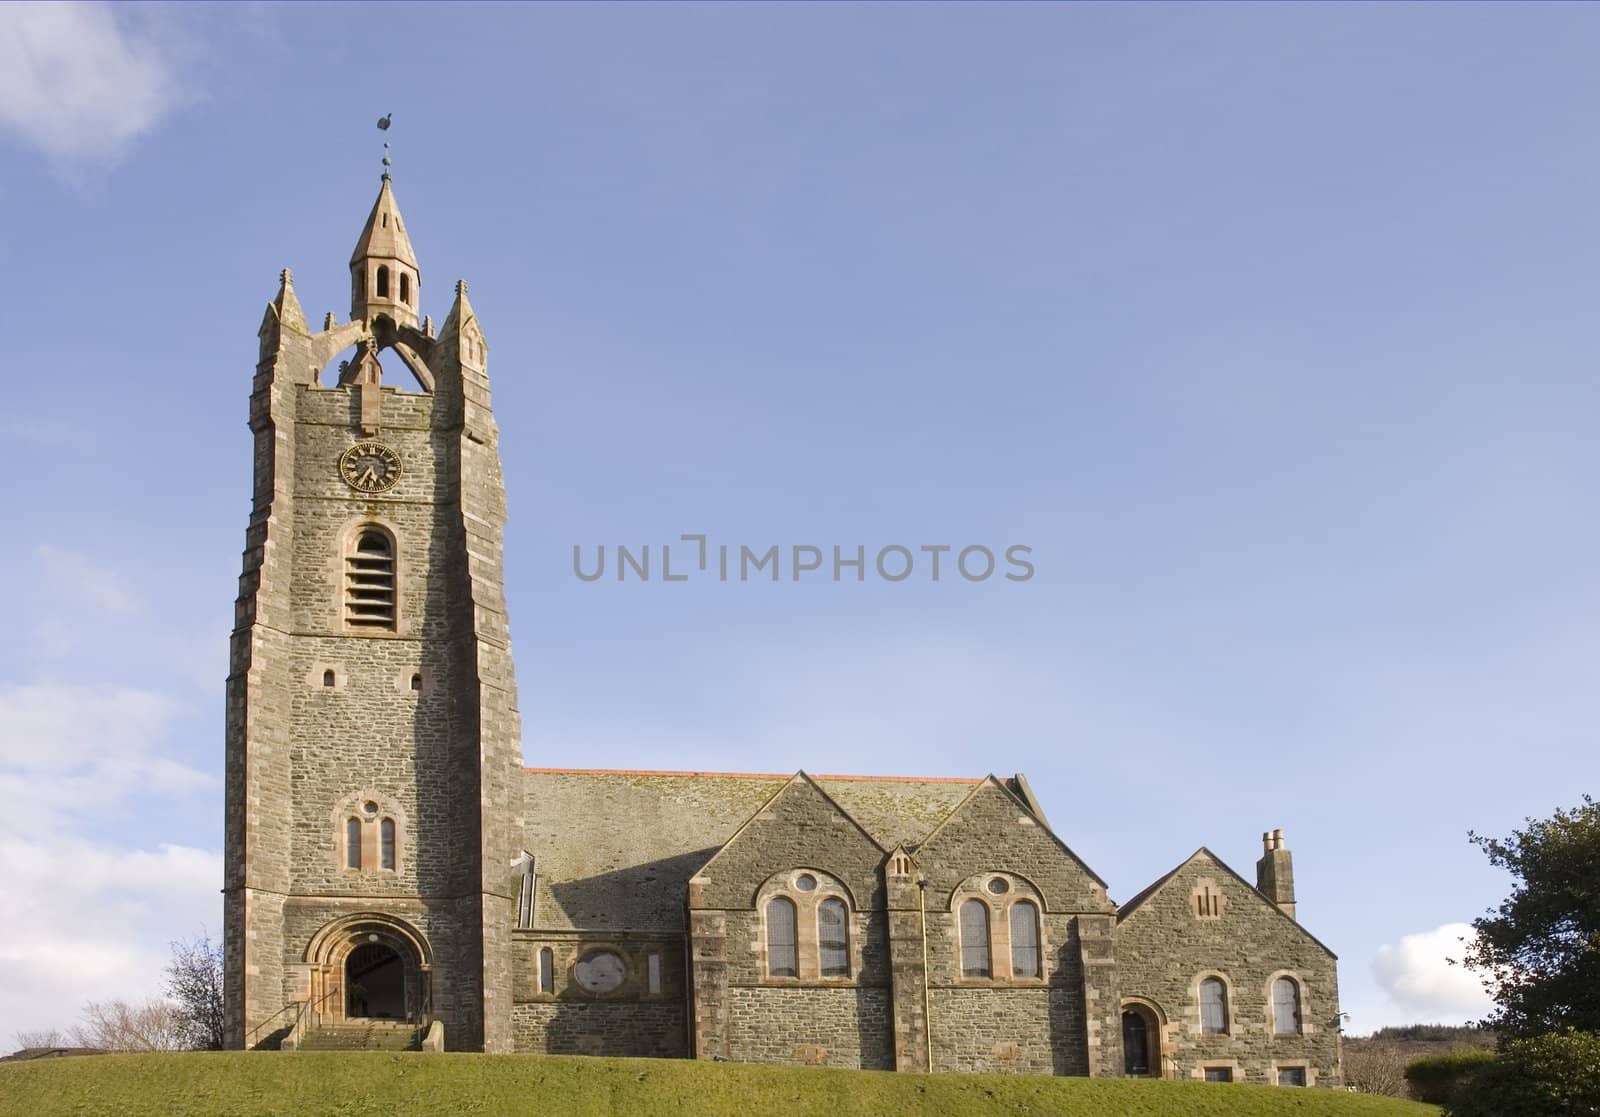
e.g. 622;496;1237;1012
223;176;1343;1086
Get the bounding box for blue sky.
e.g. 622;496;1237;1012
3;1;1598;1043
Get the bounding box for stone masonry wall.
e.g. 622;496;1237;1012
438;295;523;1053
225;289;308;1048
511;932;688;1057
512;1003;686;1058
689;777;895;1067
927;987;1083;1075
913;780;1115;1076
728;987;893;1069
1116;852;1341;1086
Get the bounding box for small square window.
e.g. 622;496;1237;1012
1204;1067;1234;1083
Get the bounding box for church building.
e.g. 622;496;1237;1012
223;174;1343;1086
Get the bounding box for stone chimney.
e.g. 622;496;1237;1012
1255;828;1296;920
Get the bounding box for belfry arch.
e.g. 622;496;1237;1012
303;913;433;1025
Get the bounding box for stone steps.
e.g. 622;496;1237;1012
297;1022;422;1052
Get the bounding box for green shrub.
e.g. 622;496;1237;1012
1373;1024;1494;1045
1445;1030;1600;1117
1403;1049;1495;1103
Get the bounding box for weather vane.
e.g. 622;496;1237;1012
377;112;392;177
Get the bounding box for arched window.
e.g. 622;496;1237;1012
1200;977;1229;1034
400;273;411;304
538;948;554;994
767;897;798;978
323;669;335;687
818;898;849;977
1010;900;1041;978
410;673;422;691
346;530;396;629
380;818;396;870
376;266;390;298
1272;977;1302;1035
1122;1011;1150;1076
960;899;991;977
345;817;361;869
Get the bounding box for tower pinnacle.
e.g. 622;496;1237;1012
350;175;419;329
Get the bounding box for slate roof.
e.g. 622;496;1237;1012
519;768;983;932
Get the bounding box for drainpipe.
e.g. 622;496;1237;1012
918;877;933;1073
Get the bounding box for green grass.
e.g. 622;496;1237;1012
0;1052;1441;1117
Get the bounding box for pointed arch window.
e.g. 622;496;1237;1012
766;897;798;978
1200;977;1229;1034
1272;977;1302;1035
400;273;411;305
960;899;991;977
818;898;849;977
380;818;396;870
1010;900;1041;978
346;529;396;629
345;817;361;869
538;948;554;995
376;266;390;298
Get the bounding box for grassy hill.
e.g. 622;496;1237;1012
0;1052;1441;1117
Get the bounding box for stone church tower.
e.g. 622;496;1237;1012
223;174;523;1052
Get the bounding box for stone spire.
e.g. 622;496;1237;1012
438;279;485;367
270;268;308;334
258;268;309;364
349;175;420;329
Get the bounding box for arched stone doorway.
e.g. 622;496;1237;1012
304;914;432;1026
346;942;405;1019
1120;998;1166;1078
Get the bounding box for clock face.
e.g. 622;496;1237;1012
573;949;626;994
338;441;402;493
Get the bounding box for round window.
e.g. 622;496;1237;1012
986;877;1011;895
363;801;379;815
573;949;626;994
795;873;818;892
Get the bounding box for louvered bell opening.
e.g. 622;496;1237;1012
347;532;396;628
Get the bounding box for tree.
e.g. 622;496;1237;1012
1342;1039;1409;1097
9;1027;66;1053
1464;795;1600;1037
165;933;225;1051
68;998;184;1051
1446;1031;1600;1117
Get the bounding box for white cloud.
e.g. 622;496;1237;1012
0;681;218;1049
0;682;175;768
0;683;209;832
34;545;139;615
1372;922;1494;1022
0;2;183;163
0;835;221;1047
